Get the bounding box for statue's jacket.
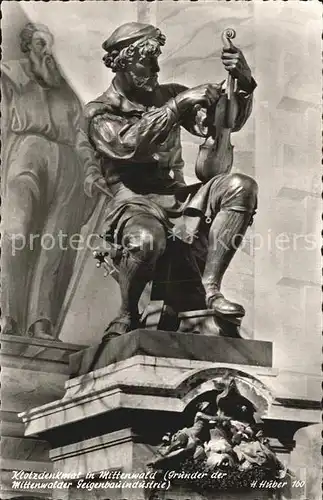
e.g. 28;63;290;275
84;76;254;243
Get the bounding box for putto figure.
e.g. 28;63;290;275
1;23;96;340
84;22;258;337
147;379;287;479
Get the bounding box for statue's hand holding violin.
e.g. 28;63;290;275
221;43;254;93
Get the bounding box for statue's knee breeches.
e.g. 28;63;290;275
209;173;258;214
122;214;167;263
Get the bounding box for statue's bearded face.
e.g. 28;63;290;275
126;38;161;92
28;30;63;88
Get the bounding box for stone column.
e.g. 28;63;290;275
0;335;85;499
152;0;257;337
289;423;322;500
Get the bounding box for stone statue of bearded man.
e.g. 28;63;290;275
84;22;258;338
1;23;95;340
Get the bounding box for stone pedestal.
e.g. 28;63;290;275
0;334;85;500
18;330;320;500
69;329;273;376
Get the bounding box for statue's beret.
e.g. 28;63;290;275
102;22;161;53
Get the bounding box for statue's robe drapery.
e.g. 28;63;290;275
1;58;93;336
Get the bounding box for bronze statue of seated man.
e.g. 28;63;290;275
84;22;258;338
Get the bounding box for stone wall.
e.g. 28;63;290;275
252;1;321;375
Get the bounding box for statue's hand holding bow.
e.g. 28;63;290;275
173;82;222;115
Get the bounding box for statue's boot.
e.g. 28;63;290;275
103;215;166;339
202;209;254;319
104;252;155;338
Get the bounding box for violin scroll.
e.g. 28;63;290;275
221;28;236;49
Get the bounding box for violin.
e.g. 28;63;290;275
195;28;239;183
